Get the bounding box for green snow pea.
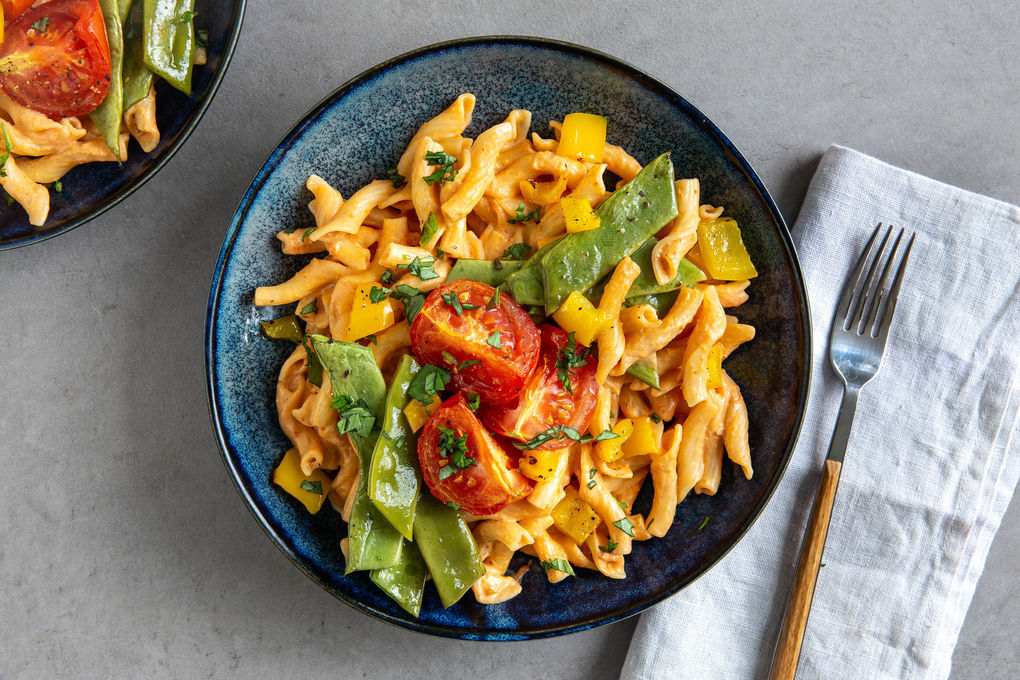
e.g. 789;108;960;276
615;238;705;298
143;0;195;94
370;539;427;617
627;291;680;318
309;336;402;573
118;0;134;21
626;361;660;390
91;0;125;158
122;2;155;112
446;259;524;287
500;239;561;306
368;354;422;541
413;494;484;608
537;153;678;312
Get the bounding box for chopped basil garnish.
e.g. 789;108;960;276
599;539;618;553
407;363;451;407
539;558;574;576
422;150;459;185
612;517;635;537
514;426;618;450
435;247;446;259
363;334;378;344
587;468;597;489
300;227;315;242
330;395;376;438
388;284;425;323
299;300;317;315
486;288;501;310
437;425;474;480
386;168;405;188
500;242;532;259
0;124;12;178
397;256;439;281
368;286;389;303
440;291;480;316
178;9;196;22
381;270;395;284
300;479;323;495
446;500;462;510
698;516;710;532
420;211;440;246
466;393;480;411
486;331;501;348
555;332;590;395
30;17;50;32
650;412;662;424
507;203;540;224
54;180;63;192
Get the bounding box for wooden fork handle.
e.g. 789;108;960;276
768;459;843;680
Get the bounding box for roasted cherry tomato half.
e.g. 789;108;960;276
1;1;36;22
418;393;534;515
480;324;598;449
410;280;540;405
0;0;111;118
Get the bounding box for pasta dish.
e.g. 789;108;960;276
0;0;204;228
254;94;758;616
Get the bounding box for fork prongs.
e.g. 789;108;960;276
840;223;915;338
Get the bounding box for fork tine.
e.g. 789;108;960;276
873;232;916;341
860;227;905;334
836;224;884;326
846;225;893;331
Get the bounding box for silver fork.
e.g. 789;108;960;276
768;223;916;680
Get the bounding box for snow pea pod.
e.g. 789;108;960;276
91;0;125;158
370;539;427;617
143;0;194;94
118;0;134;22
501;239;561;306
616;238;705;297
627;291;679;318
368;354;422;541
309;336;402;573
413;494;484;608
446;259;524;287
538;153;678;312
122;3;154;112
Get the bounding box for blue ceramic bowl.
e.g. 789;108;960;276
0;1;246;250
206;36;811;640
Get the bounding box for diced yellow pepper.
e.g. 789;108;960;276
519;447;565;481
347;282;396;341
551;487;601;544
556;112;607;163
519;174;568;206
561;197;601;233
596;419;634;463
621;416;664;457
272;448;331;514
552;291;613;346
403;397;439;432
706;344;724;390
697;218;758;280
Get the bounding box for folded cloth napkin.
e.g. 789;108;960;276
621;145;1020;680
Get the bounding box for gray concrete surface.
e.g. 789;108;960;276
1;1;1016;678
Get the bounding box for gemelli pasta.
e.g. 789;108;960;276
255;94;759;615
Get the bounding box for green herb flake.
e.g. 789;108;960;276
651;412;662;424
486;288;501;310
381;270;395;284
368;286;389;303
599;539;618;553
0;124;12;178
435;247;446;259
330;395;376;439
195;28;208;47
299;300;317;315
301;227;315;242
486;331;501;348
422;150;459;185
466;393;480;411
437;425;475;472
388;284;426;323
440;291;480;316
539;558;575;576
446;500;462;510
420;211;440;246
407;363;451;407
363;334;378;344
698;516;710;532
283;225;298;234
299;479;323;495
397;256;439;281
54;180;63;192
500;242;532;259
30;17;50;32
386;168;405;188
612;517;635;537
555;332;590;395
514;425;617;451
5;192;14;207
178;9;196;23
507;203;540;225
617;499;629;509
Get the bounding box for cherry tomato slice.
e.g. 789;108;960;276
418;393;534;515
0;0;111;118
480;324;599;449
1;1;36;21
410;280;540;405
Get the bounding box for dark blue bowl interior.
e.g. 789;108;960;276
0;0;245;249
206;37;810;641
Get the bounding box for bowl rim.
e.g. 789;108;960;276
205;34;813;641
0;0;248;252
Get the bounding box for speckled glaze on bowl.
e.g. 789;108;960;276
0;0;246;250
206;36;811;641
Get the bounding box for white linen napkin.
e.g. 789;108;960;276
621;145;1020;680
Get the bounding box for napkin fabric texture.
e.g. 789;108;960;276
621;145;1020;680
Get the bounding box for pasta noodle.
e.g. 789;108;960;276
256;95;760;607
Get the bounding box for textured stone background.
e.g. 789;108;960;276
1;1;1016;678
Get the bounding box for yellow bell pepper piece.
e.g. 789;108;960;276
552;291;613;346
551;487;601;544
697;218;758;280
272;448;331;514
403;396;439;432
596;419;634;463
706;344;724;390
347;282;396;341
519;173;568;206
557;112;607;163
519;447;565;481
560;197;601;233
621;416;664;457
